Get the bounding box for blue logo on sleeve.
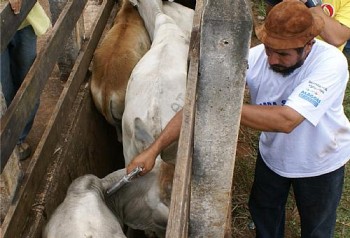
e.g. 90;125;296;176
299;90;321;107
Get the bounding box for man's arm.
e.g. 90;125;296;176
126;109;183;175
309;6;350;48
241;105;305;133
127;104;305;175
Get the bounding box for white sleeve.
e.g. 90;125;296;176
285;50;349;126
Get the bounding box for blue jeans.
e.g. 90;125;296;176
0;26;39;143
344;47;350;62
249;152;344;238
343;40;350;61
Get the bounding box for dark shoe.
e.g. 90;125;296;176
16;142;31;161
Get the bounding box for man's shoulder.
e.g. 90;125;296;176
250;44;265;53
311;40;348;70
248;44;265;61
313;39;346;56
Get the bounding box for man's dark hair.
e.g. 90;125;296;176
295;46;305;55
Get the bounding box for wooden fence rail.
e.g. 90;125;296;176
0;0;88;172
0;0;36;52
166;0;203;237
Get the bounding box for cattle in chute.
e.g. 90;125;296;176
42;158;174;238
122;0;194;165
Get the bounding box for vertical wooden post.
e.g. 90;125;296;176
49;0;85;80
189;0;252;236
166;0;203;237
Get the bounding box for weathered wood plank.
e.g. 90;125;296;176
0;0;88;172
49;0;85;80
0;0;115;237
0;0;36;52
189;0;252;236
165;0;203;237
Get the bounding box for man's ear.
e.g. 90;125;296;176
304;39;315;53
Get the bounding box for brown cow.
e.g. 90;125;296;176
90;0;151;141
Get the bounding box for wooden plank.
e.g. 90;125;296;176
0;0;115;237
0;0;88;172
165;0;204;237
0;0;36;52
189;0;252;236
49;0;86;80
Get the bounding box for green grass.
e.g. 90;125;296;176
335;62;350;237
344;63;350;119
256;0;267;18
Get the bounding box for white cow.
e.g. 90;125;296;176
122;0;194;166
42;158;174;238
42;173;126;238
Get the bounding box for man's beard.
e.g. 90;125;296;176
270;59;304;77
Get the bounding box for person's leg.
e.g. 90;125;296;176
343;40;350;61
249;152;291;238
293;166;345;238
10;26;38;144
1;44;16;106
10;26;37;89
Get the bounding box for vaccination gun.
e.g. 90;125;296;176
105;167;143;196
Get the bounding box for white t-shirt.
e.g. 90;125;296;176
247;40;350;178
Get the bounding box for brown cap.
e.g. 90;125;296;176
255;0;324;49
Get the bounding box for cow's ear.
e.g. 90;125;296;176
128;0;138;6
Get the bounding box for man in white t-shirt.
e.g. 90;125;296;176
126;1;350;236
245;1;350;237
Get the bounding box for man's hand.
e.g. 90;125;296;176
126;110;183;176
301;0;322;8
126;148;157;176
9;0;22;14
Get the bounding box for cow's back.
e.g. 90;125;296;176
122;3;194;165
90;0;151;126
163;1;194;41
43;175;126;238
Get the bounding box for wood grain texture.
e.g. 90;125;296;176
189;0;252;236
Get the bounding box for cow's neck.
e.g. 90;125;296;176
105;197;124;225
102;173;125;224
136;1;163;41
